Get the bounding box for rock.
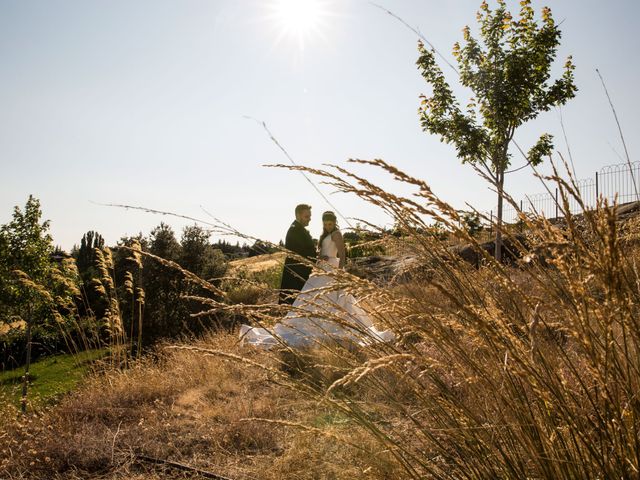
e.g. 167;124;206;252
615;201;640;219
452;234;528;268
347;254;422;285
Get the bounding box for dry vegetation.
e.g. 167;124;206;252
0;334;398;479
228;253;286;276
2;162;640;479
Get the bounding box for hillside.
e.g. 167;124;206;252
228;252;286;275
2;204;640;479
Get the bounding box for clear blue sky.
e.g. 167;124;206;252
1;0;638;250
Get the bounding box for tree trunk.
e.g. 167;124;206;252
20;313;32;414
137;300;143;360
495;170;505;263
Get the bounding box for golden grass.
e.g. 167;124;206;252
228;253;286;276
0;334;399;479
3;161;640;479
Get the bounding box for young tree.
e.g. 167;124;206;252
0;196;79;410
417;0;576;260
0;196;56;337
0;195;53;283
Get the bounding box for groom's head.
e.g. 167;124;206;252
295;204;312;227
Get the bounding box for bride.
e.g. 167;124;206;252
239;211;394;348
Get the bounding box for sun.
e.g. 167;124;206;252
268;0;330;51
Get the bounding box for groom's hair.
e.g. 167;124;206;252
295;204;311;215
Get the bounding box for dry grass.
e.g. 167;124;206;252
217;159;640;479
3;161;640;479
0;334;398;479
229;253;286;276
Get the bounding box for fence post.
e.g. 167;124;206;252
595;171;599;201
555;188;559;218
519;200;523;232
490;210;493;235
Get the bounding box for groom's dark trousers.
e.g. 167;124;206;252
279;220;317;305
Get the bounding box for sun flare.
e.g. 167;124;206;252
269;0;330;51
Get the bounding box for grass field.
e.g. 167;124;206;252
0;349;107;407
228;252;285;275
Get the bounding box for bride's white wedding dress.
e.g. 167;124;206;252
239;234;395;348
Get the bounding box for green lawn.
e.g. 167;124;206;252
0;349;106;407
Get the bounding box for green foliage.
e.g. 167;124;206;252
72;230;107;320
425;221;449;241
180;225;227;281
347;243;385;258
0;196;54;318
211;239;252;259
149;222;180;261
0;201;233;371
461;211;483;237
0;196;81;368
248;240;278;257
74;231;104;281
344;229;385;258
249;264;283;291
418;0;576;169
0;195;53;283
101;223;230;343
527;132;555;166
136;224;188;341
225;282;265;306
223;264;282;306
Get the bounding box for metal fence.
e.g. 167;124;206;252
499;161;640;223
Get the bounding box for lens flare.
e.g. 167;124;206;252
269;0;329;51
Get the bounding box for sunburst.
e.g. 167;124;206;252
267;0;331;52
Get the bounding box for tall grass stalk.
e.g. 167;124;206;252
199;159;640;479
596;68;638;202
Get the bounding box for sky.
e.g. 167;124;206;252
1;0;639;250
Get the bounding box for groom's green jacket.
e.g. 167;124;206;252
279;220;317;304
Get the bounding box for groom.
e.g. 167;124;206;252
279;204;317;305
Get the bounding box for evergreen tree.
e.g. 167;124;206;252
180;225;226;280
142;223;186;340
75;230;104;280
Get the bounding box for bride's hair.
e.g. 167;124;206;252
319;211;339;248
322;211;337;222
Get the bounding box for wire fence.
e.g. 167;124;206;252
498;161;640;223
358;161;639;256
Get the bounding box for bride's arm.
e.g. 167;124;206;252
332;231;347;268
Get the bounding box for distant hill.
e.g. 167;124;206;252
229;252;286;274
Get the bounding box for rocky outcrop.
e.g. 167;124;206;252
452;234;528;269
347;255;423;285
347;201;640;283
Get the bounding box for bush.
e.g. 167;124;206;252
225;283;266;305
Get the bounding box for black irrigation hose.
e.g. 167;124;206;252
135;454;236;480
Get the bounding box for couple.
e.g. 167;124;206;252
240;204;394;348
